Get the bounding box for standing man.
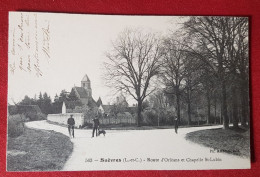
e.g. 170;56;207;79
174;117;178;134
92;116;100;138
67;114;75;138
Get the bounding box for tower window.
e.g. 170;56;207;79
83;83;85;87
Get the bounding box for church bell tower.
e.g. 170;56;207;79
81;74;92;97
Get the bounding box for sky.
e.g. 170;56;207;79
8;12;185;105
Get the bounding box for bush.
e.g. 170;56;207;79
8;114;25;138
142;107;176;126
8;105;46;121
142;110;158;126
8;105;18;115
124;112;134;119
25;112;46;121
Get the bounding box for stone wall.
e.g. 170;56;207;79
83;114;137;126
99;116;136;125
47;113;84;128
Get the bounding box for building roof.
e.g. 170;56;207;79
82;74;90;82
74;87;88;98
88;97;97;107
102;105;113;113
96;97;103;107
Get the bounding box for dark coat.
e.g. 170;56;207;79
67;117;75;126
93;118;100;128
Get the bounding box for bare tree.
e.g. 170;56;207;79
160;37;187;124
237;20;249;127
149;89;169;109
104;29;163;126
182;53;206;125
224;18;249;128
182;16;249;129
183;17;234;129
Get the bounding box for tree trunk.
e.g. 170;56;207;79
222;80;229;129
137;99;142;127
232;86;239;129
240;79;248;127
214;93;217;124
206;90;211;124
187;102;191;125
187;89;191;125
176;88;181;124
220;104;222;125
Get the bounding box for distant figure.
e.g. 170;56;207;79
67;114;75;138
92;116;100;138
174;117;178;134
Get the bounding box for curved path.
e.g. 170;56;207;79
26;120;250;171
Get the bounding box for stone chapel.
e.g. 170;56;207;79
71;74;97;107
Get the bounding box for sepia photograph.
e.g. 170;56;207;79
7;12;250;171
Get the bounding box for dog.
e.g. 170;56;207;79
98;129;106;136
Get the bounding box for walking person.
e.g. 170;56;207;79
174;117;178;134
92;116;100;138
67;114;75;138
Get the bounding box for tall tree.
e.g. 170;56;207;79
41;92;52;114
149;90;169;109
224;18;249;127
104;29;163;126
182;16;249;129
160;36;187;124
236;20;249;127
183;17;242;129
19;95;35;105
37;92;44;112
59;90;69;102
199;65;216;124
181;51;207;125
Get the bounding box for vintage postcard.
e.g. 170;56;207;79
7;12;250;171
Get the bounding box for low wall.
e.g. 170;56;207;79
100;117;136;125
47;113;84;128
84;116;136;125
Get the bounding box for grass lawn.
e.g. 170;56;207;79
7;127;73;171
185;127;250;158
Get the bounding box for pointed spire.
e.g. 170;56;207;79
82;74;90;82
97;97;103;107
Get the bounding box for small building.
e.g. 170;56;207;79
98;104;113;117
